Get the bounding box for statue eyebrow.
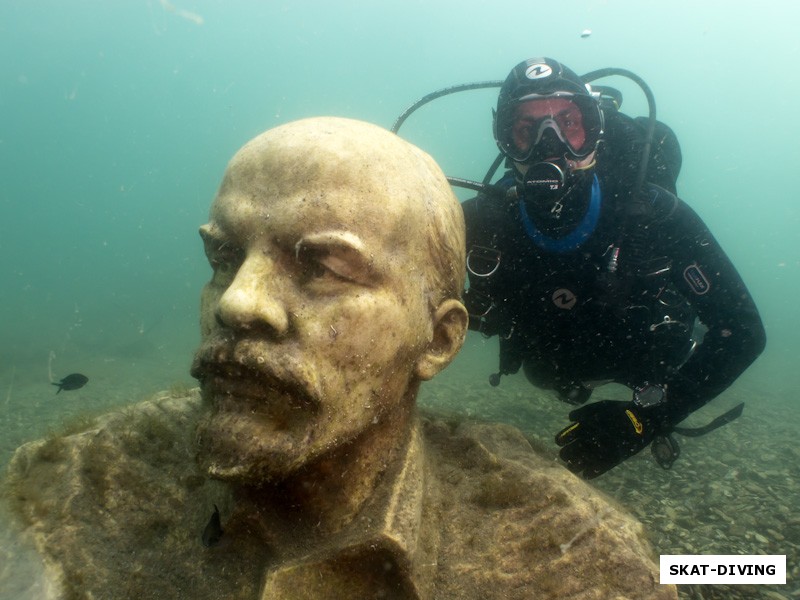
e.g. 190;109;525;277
198;224;226;247
199;224;237;252
295;231;365;253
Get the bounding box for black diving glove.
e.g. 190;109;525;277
555;400;664;479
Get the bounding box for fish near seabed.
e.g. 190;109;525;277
202;504;224;547
53;373;89;394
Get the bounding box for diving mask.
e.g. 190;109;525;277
496;93;603;162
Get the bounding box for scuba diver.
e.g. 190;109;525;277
452;57;766;478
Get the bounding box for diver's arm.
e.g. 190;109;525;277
661;199;766;421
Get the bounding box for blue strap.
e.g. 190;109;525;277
518;174;601;253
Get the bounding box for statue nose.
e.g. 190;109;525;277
214;256;290;336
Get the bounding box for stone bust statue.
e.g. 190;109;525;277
190;115;469;533
5;117;676;600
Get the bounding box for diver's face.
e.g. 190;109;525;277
511;97;587;159
192;160;434;485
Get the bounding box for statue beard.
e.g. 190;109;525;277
190;337;322;487
195;386;321;486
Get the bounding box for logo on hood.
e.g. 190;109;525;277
525;64;553;80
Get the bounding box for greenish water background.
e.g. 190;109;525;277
1;1;798;598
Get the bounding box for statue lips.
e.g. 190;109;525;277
191;349;320;426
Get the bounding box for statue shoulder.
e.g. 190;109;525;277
419;415;676;599
10;389;202;472
5;389;225;598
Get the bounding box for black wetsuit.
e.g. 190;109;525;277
462;164;766;427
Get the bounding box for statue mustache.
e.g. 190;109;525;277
190;336;321;408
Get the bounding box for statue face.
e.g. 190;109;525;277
192;119;452;484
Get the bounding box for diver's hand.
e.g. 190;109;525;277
555;400;660;479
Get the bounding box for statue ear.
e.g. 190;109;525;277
414;299;468;381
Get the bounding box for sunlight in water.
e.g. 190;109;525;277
158;0;204;26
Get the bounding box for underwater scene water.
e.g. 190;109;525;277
1;1;799;598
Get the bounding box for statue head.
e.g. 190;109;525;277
191;117;467;487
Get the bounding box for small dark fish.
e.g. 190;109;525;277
52;373;89;394
202;504;223;548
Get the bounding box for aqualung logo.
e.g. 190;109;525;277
552;288;577;310
525;64;553;80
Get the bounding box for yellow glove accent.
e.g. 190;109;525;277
556;422;581;443
625;409;644;435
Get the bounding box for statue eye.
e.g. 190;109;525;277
299;254;325;279
206;241;243;284
295;245;347;283
293;235;377;289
